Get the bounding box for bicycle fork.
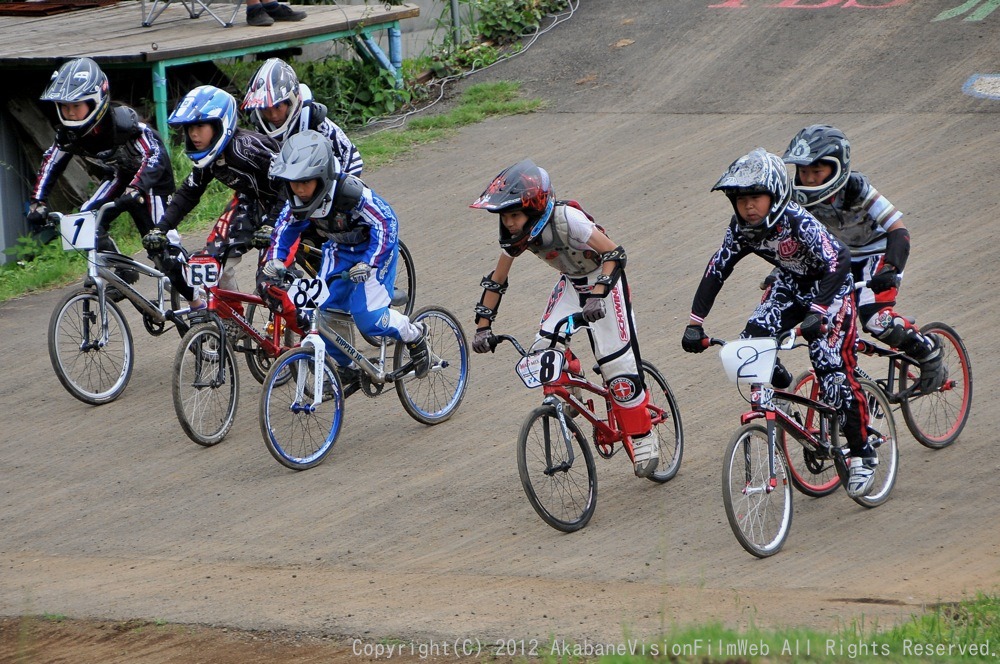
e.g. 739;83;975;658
542;397;577;475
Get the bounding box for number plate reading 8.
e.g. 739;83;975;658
515;350;564;388
60;212;97;251
289;277;329;309
184;255;222;288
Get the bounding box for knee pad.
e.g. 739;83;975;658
868;307;914;348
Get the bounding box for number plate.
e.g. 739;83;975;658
515;350;564;389
184;255;222;288
60;211;97;251
289;277;329;310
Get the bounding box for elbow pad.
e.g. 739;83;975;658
474;271;508;323
883;227;910;272
594;245;627;293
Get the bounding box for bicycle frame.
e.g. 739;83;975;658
499;315;667;462
288;307;416;409
739;382;842;490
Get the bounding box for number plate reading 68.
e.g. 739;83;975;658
515;349;564;389
184;255;221;288
289;277;329;309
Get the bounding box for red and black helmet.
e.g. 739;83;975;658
470;159;555;255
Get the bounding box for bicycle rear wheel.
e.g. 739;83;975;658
48;288;134;405
173;323;239;446
244;303;295;385
640;361;683;483
722;424;793;558
899;322;972;449
849;378;898;508
780;370;841;497
259;347;344;470
394;306;469;425
518;404;597;532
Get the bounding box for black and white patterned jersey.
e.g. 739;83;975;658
159;128;281;231
691;201;850;322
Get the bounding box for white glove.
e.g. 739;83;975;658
349;262;372;283
262;258;287;281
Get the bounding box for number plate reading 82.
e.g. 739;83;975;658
289;277;329;310
515;349;564;388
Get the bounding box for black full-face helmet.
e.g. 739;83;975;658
782;124;851;207
269;129;341;221
469;159;555;255
712;148;791;241
40;57;110;138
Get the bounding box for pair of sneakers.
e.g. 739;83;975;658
247;2;306;26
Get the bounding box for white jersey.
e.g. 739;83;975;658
521;203;603;276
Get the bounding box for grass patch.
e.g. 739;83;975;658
0;81;539;303
543;594;1000;662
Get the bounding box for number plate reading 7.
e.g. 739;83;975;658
184;255;222;288
60;212;97;251
290;277;329;309
515;350;564;388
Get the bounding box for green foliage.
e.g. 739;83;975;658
468;0;569;45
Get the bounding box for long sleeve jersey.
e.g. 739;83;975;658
32;105;174;203
158;128;281;231
265;185;396;271
691;201;850;322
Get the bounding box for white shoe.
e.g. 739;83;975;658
632;433;659;478
846;455;877;498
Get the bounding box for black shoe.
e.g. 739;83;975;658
115;266;140;285
96;234;119;253
264;2;306;21
917;335;946;393
337;365;362;399
405;324;430;379
246;5;274;25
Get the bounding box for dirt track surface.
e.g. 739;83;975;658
2;1;999;661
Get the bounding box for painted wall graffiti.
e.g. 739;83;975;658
707;0;998;19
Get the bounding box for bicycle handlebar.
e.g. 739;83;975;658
486;313;589;357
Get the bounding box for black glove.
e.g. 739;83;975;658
115;188;145;211
142;228;168;252
581;297;606;322
868;266;899;294
26;203;49;231
759;273;777;291
472;327;493;354
250;225;274;250
800;313;829;342
682;324;709;353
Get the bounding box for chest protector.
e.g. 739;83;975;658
525;203;603;276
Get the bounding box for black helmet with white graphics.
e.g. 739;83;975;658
269;129;341;221
712;148;791;241
782;124;851;207
40;57;110;138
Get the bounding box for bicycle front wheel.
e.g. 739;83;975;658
849;378;899;508
259;347;344;470
394;306;469;425
640;361;683;483
48;288;134;405
780;370;841;497
172;322;239;446
518;404;597;532
899;322;972;449
722;424;793;558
